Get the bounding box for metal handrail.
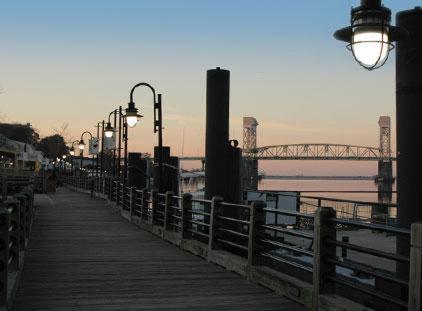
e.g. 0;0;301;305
325;257;408;287
326;275;408;309
328;218;410;235
251;189;397;208
264;207;315;219
216;215;250;225
326;239;409;263
261;225;314;240
260;239;313;257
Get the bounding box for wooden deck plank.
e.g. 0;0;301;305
13;188;305;311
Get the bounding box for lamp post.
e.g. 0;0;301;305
104;108;120;177
69;140;79;175
78;131;93;173
334;0;407;70
94;121;106;177
335;0;422;292
125;83;165;191
62;154;67;174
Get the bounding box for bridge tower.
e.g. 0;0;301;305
243;117;258;151
242;117;259;190
376;116;393;208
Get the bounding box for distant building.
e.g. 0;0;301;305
0;133;44;172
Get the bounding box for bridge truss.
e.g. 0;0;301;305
244;143;394;161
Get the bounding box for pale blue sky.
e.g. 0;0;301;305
0;1;419;174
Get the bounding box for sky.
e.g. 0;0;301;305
0;1;419;175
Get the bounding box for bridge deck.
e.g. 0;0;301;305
13;188;304;311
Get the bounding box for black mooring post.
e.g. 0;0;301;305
118;106;122;180
205;67;230;201
396;7;422;279
96;122;100;177
100;120;105;177
113;110;117;177
204;67;241;204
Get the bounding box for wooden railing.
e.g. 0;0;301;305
63;175;422;311
0;185;34;309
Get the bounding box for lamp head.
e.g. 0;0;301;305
78;139;85;150
125;102;143;128
104;122;114;138
69;147;75;156
334;0;407;70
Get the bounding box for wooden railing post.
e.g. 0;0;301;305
247;200;265;275
42;170;47;193
108;178;114;201
1;175;6;202
150;190;158;226
164;191;174;231
13;194;27;252
408;222;422;311
181;193;192;239
0;205;10;306
141;189;147;221
115;182;119;205
90;179;94;198
208;196;223;256
129;187;135;217
5;198;20;271
313;206;336;310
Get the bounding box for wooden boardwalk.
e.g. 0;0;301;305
13;188;304;311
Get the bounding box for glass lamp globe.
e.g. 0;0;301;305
125;102;142;128
351;28;389;68
78;140;85;150
105;130;113;138
104;122;114;138
126;115;138;128
70;149;75;156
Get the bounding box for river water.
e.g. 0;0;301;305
182;178;396;203
259;179;397;203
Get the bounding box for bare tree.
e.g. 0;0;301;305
52;123;73;143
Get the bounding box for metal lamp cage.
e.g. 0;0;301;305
334;1;407;70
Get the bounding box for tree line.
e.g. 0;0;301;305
0;122;68;158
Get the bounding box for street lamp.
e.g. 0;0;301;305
79;131;93;171
69;140;79;174
126;82;163;191
334;0;407;70
103;108;122;178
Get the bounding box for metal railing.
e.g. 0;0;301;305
62;175;422;311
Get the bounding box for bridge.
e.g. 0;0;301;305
1;173;421;310
181;143;396;161
181;116;394;162
181;117;395;198
245;143;395;161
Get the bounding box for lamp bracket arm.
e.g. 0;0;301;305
81;131;93;140
129;82;156;103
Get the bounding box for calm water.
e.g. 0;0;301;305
182;178;396;203
259;179;397;203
